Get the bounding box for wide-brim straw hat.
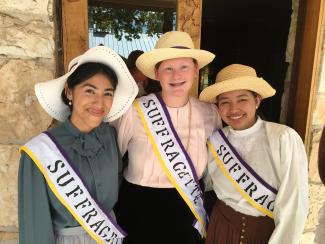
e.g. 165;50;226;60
199;64;276;103
136;31;215;80
35;46;138;122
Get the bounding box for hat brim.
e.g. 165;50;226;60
199;76;276;103
35;46;138;122
136;48;215;80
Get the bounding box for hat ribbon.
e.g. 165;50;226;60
171;46;190;49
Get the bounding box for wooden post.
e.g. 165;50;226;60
177;0;203;97
288;0;324;148
61;0;89;72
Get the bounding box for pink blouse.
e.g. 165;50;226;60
114;95;222;188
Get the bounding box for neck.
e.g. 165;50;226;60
160;92;190;108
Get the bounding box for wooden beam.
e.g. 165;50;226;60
89;0;176;11
61;0;89;72
176;0;202;97
289;0;324;148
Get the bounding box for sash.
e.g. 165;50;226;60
134;93;207;237
20;132;126;244
207;129;278;218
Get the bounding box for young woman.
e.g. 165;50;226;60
18;46;138;244
113;31;222;244
199;64;309;244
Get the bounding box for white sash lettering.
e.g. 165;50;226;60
20;132;126;243
134;94;207;237
208;129;277;218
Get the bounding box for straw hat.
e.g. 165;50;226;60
136;31;215;80
35;46;138;122
199;64;276;103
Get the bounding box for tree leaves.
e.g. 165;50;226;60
89;7;166;41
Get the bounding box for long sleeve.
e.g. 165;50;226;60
18;152;55;244
112;106;134;157
268;128;309;244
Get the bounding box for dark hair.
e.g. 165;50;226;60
154;58;198;70
126;50;144;70
61;62;118;107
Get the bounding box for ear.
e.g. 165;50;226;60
255;95;262;109
64;84;72;100
193;63;199;79
154;68;159;80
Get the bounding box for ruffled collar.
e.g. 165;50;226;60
63;119;105;158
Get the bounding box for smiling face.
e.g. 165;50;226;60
66;73;115;132
154;57;198;104
217;89;261;130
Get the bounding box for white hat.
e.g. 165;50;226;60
35;46;138;122
136;31;215;80
199;64;276;103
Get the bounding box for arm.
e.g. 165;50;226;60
111;106;134;156
18;152;55;244
268;128;308;244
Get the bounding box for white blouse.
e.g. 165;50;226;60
207;117;309;244
114;95;222;188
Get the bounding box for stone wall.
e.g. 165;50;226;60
301;28;325;243
0;0;55;242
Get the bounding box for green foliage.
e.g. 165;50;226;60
89;7;165;41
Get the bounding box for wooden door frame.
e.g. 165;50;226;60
60;0;324;145
287;0;324;148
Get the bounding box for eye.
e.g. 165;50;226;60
164;67;173;72
85;89;95;95
238;98;247;102
219;101;229;106
180;65;189;70
104;91;114;97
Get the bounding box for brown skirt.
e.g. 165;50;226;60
205;200;275;244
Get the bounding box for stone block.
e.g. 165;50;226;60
300;232;315;244
0;15;54;59
0;231;18;244
305;183;325;230
308;130;321;184
312;94;325;126
0;0;53;22
0;59;54;143
0;145;20;228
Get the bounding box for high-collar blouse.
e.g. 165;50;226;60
207;118;309;244
18;119;122;244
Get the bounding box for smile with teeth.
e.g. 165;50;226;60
170;81;185;87
229;114;244;120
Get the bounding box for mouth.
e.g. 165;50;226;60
228;114;245;120
88;108;105;117
169;81;186;87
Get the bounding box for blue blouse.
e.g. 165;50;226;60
18;119;122;244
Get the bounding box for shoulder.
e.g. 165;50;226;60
263;120;304;146
96;122;118;139
191;96;216;113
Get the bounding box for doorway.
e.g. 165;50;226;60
201;0;292;123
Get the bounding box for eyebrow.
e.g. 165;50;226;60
81;83;114;91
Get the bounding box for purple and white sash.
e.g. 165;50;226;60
20;132;126;243
208;129;277;218
134;93;207;237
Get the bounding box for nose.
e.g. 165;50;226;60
228;102;239;112
172;69;182;79
93;94;105;108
